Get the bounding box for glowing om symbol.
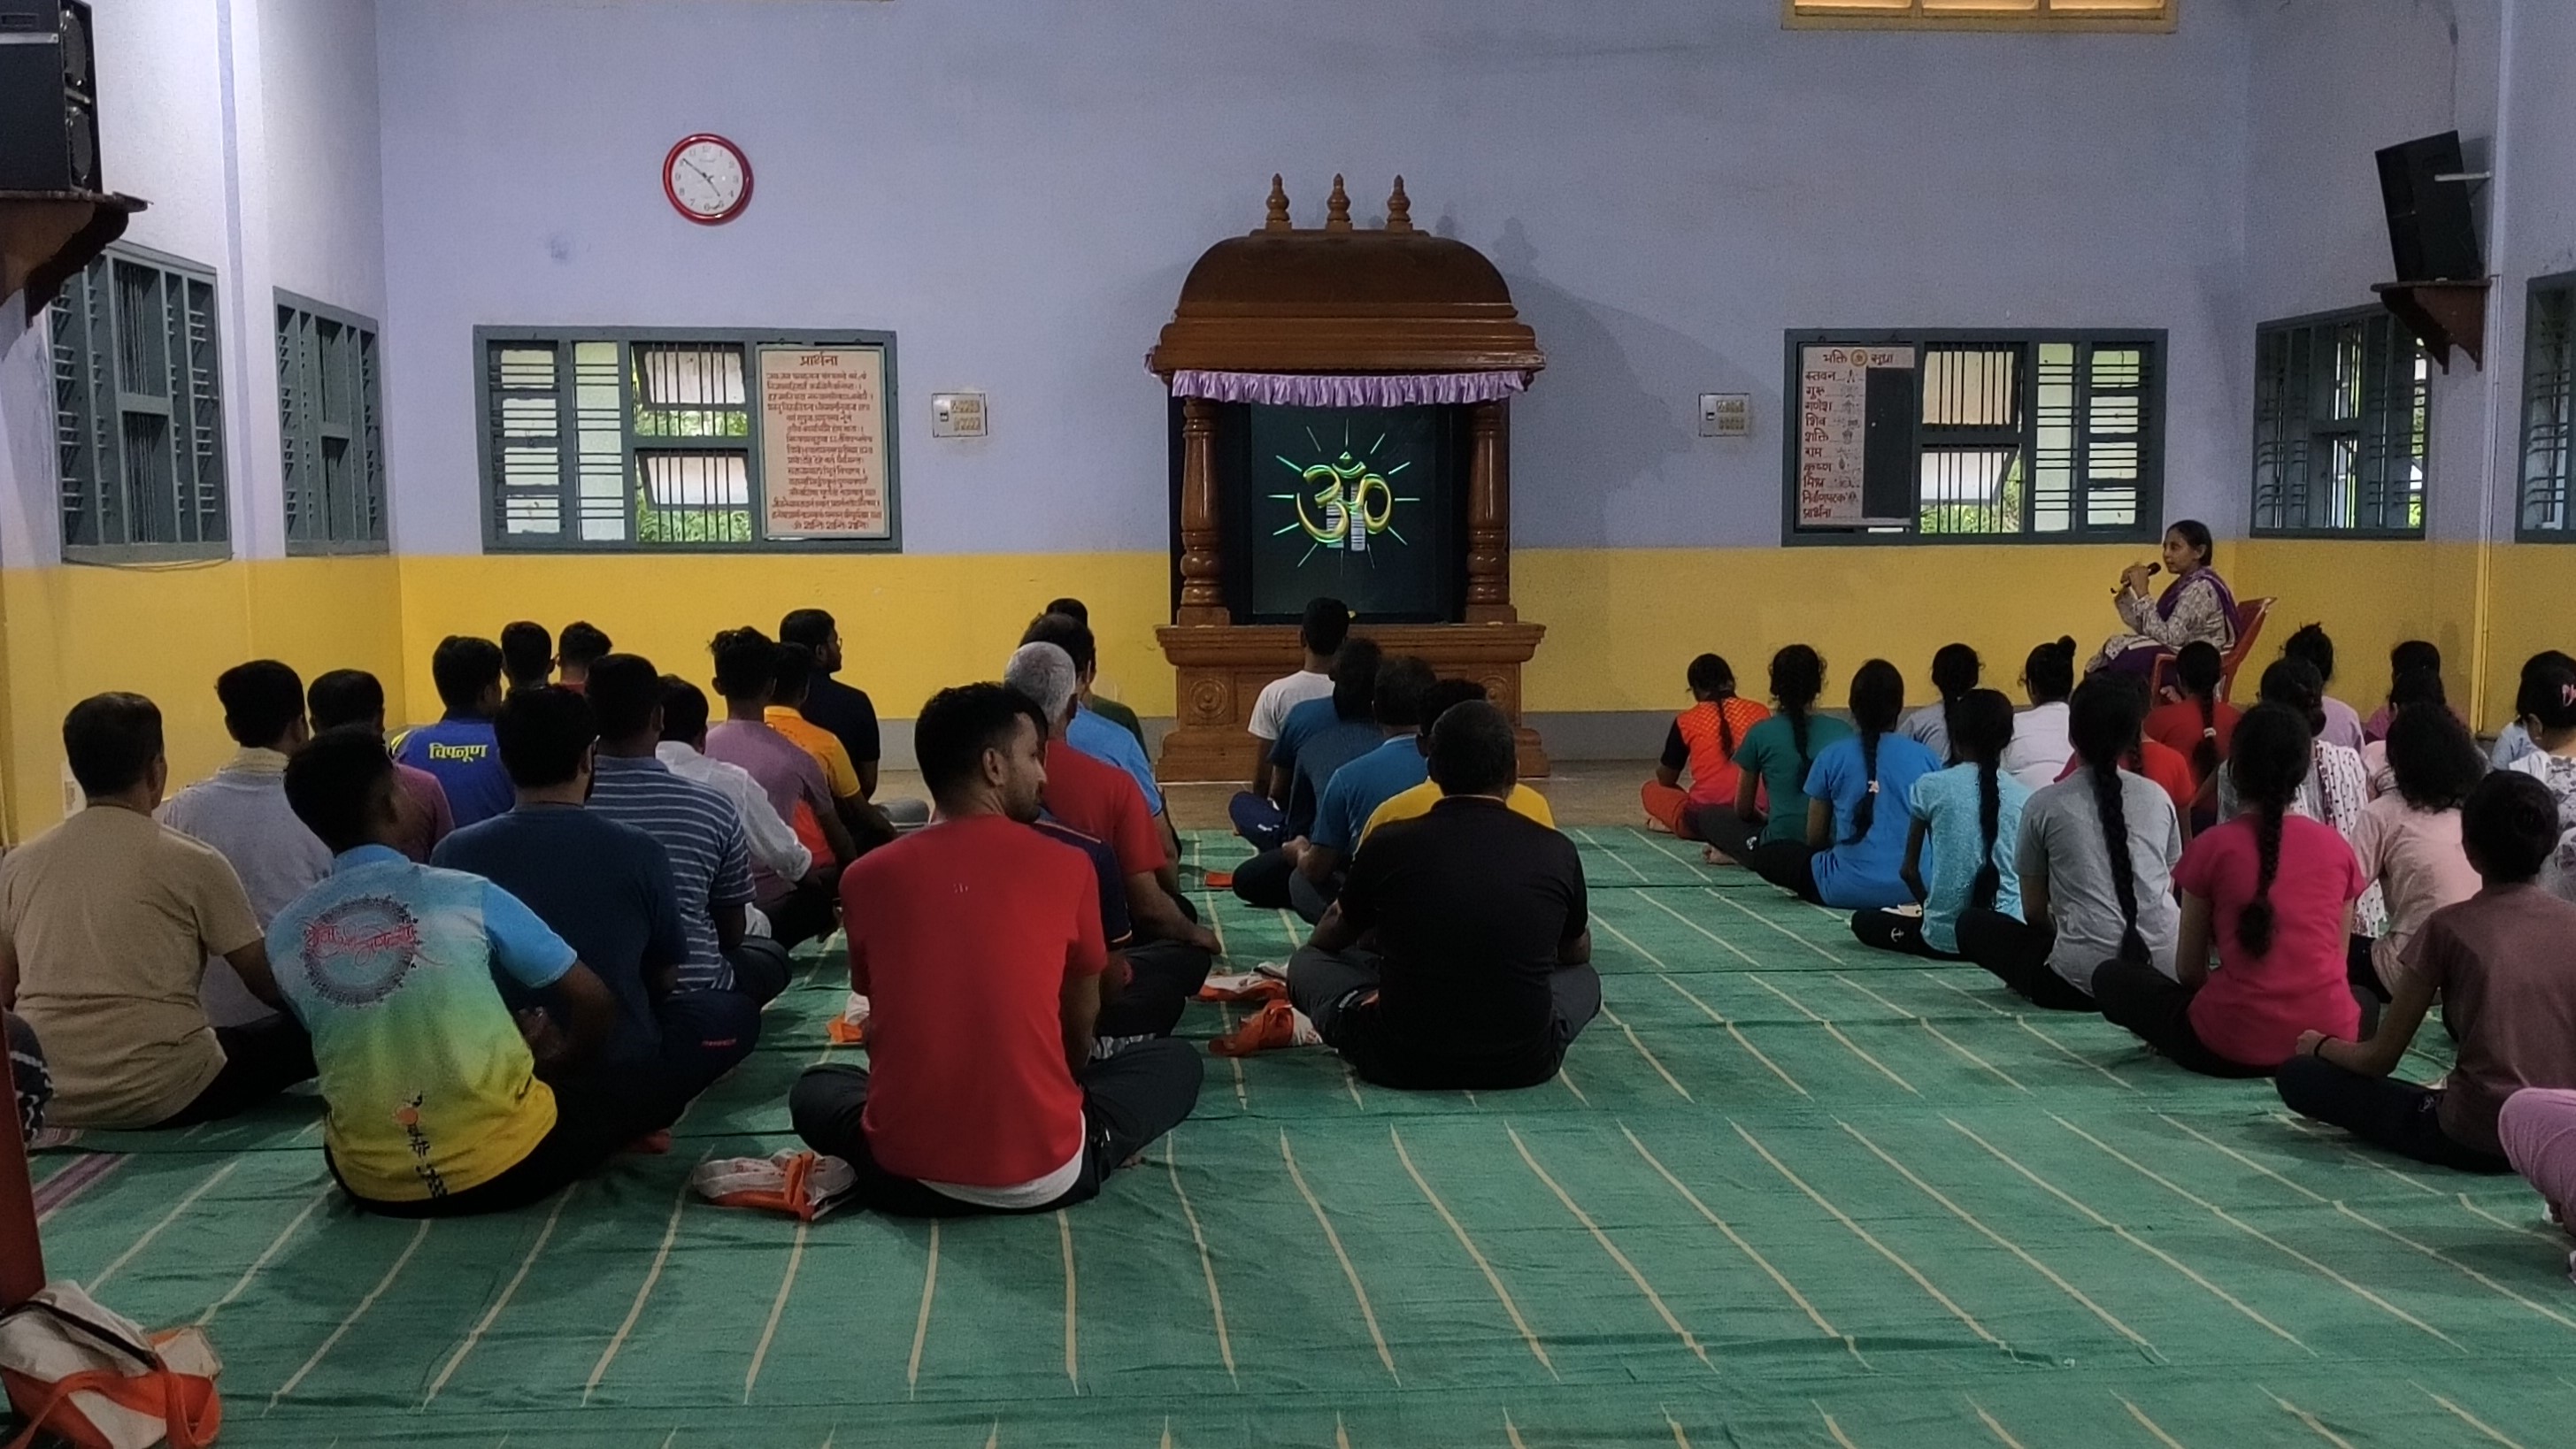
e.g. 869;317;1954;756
1291;453;1396;547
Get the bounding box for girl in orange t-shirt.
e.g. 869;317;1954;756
1642;654;1771;840
2144;640;2238;828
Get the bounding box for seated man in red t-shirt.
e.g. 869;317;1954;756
787;683;1203;1215
1003;641;1217;1039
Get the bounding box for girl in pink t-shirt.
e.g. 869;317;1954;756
2349;704;2487;1011
2096;704;2364;1075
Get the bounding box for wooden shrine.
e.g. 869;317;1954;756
1148;175;1549;781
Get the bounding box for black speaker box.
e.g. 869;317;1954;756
0;0;100;193
2375;131;2480;283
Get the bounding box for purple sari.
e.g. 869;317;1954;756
2158;568;2243;638
2098;568;2241;678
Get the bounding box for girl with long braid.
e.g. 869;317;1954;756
1898;642;1980;764
1855;688;2029;958
2097;704;2365;1077
1740;659;1938;906
1701;646;1850;868
2144;640;2239;824
1960;676;2181;1010
2002;637;2080;788
1641;653;1770;841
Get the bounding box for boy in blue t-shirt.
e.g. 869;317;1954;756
394;635;515;828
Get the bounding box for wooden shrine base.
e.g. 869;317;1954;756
1154;621;1548;785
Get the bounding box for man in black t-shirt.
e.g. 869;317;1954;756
1269;701;1597;1089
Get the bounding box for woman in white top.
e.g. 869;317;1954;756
2506;657;2576;903
2002;638;2078;791
1899;643;1980;765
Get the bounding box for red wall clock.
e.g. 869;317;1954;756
663;134;753;226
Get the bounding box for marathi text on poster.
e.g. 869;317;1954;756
757;346;889;539
1796;343;1911;528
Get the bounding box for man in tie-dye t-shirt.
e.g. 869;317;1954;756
270;728;686;1217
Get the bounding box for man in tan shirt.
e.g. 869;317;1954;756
0;693;313;1129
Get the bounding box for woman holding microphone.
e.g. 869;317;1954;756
2088;519;2242;678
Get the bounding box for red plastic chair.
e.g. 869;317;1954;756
2150;595;2274;703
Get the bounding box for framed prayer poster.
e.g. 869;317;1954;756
757;342;895;541
1789;340;1918;531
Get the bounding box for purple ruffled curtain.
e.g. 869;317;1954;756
1165;370;1529;406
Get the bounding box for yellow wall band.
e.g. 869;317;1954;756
0;541;2555;840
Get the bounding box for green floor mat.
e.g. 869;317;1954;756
20;828;2573;1447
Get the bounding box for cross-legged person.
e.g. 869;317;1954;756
1005;642;1218;1038
309;669;454;862
158;659;331;1029
771;640;899;850
433;687;756;1108
556;621;611;693
274;729;683;1216
1042;597;1150;749
704;627;857;950
1855;688;2029;960
1959;675;2182;1010
0;694;312;1130
2096;703;2365;1077
656;676;816;920
2280;772;2576;1171
1358;679;1555;844
395;635;516;828
1291;656;1439;923
1232;595;1349;849
587;656;790;1008
1222;702;1596;1085
1021;612;1185;865
781;608;927;829
788;684;1203;1216
1231;639;1384;909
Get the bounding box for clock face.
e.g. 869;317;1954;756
664;135;751;224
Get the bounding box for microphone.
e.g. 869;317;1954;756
2143;563;2163;578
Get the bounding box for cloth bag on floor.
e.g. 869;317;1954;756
0;1282;220;1449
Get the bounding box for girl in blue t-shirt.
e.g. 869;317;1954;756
1743;660;1941;908
1854;689;2032;958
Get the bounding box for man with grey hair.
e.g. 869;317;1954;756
1006;643;1218;1037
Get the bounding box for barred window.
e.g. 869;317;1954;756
277;294;388;553
476;329;901;552
2251;308;2428;537
2517;274;2576;539
49;246;229;562
1783;331;2165;544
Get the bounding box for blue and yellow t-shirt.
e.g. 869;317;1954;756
268;845;577;1203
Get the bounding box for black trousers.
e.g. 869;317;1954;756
340;1067;692;1218
1283;945;1601;1090
764;879;840;953
1097;939;1215;1039
726;937;794;1005
1698;810;1768;869
1955;908;2099;1011
788;1039;1203;1217
1231;849;1293;909
155;1016;319;1129
2274;1055;2512;1172
2092;958;2273;1078
7;1010;50;1138
650;987;763;1098
1745;841;1824;902
1849;909;1959;961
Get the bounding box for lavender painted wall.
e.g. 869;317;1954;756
373;0;2256;557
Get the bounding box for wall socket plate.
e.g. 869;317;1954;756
1699;393;1750;438
931;392;988;438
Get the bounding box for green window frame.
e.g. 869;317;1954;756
473;326;902;553
2250;307;2429;538
276;293;388;555
48;244;230;563
1780;329;2165;546
2516;272;2576;540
